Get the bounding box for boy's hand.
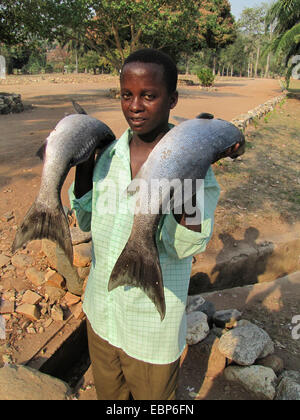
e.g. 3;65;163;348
74;151;95;199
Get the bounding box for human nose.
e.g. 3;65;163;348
129;95;144;113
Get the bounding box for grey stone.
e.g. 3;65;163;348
186;311;210;345
224;365;277;400
0;364;71;400
186;295;215;328
218;321;274;366
276;376;300;400
213;309;242;328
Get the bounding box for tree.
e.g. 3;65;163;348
267;0;300;64
238;6;266;77
26;0;236;72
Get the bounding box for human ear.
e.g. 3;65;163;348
170;91;178;109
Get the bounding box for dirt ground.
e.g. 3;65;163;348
0;74;299;400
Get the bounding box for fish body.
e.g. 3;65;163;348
108;117;245;320
12;113;115;262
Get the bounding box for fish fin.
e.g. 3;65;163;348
172;115;188;123
12;201;73;264
71;100;87;115
108;238;166;321
36;141;47;161
196;112;214;120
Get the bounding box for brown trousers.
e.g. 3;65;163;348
86;320;180;400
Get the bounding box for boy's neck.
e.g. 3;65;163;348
131;122;170;149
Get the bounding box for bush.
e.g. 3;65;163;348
197;68;215;87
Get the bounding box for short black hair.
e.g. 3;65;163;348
121;48;178;94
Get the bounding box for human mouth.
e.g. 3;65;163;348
130;117;146;127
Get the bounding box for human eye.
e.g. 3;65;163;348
143;91;156;101
121;91;131;100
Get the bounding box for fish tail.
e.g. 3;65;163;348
12;200;73;263
108;237;166;321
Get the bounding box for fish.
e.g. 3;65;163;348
108;116;245;321
12;110;116;263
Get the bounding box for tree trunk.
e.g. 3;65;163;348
265;52;271;78
75;51;78;74
213;56;216;76
255;45;260;78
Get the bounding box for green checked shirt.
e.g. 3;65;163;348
69;127;220;364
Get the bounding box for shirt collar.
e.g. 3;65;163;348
109;128;132;161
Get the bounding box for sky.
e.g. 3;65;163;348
229;0;273;19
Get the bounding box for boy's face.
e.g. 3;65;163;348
120;62;178;139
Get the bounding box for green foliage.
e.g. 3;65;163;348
266;0;300;68
197;68;215;87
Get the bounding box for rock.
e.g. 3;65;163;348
25;267;45;287
186;311;210;345
11;254;34;269
0;93;24;115
63;292;81;307
42;240;83;295
77;266;90;279
70;227;92;245
256;354;284;375
275;374;300;400
0;364;71;400
186;295;215;328
51;304;64;322
224;365;277;400
70;302;85;320
21;290;43;306
280;370;300;383
218;321;274;366
213;309;242;329
0;299;15;315
276;378;300;400
0;254;10;268
1;211;14;222
186;295;205;311
73;243;92;267
44;285;66;304
16;303;40;321
0;316;5;340
44;269;65;289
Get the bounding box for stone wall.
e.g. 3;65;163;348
0;92;24;114
231;93;287;131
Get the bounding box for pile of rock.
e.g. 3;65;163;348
186;295;300;400
0;92;24;114
231;94;286;131
0;213;92;365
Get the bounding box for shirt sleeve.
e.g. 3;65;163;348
157;166;220;259
68;182;92;232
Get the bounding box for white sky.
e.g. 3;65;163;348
229;0;274;19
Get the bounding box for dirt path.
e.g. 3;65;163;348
2;74;299;400
0;75;281;228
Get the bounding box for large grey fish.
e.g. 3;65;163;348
108;116;245;321
12;112;115;263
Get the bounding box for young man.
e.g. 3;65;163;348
69;49;221;400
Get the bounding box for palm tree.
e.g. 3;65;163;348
266;0;300;66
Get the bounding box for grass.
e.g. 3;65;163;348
287;79;300;95
211;96;300;241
